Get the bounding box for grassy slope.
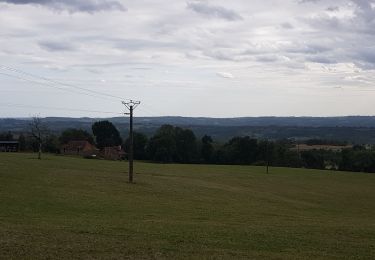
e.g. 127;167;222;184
0;153;374;259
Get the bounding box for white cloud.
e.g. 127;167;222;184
216;72;234;79
186;1;242;21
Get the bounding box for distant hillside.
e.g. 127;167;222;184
1;116;375;144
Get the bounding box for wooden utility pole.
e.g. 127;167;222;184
122;100;141;183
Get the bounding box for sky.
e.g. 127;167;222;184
1;0;375;118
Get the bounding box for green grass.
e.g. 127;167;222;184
0;153;375;259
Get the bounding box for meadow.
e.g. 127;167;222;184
0;153;374;259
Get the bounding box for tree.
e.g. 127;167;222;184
59;128;94;145
30;116;49;159
301;150;325;169
44;135;60;154
201;135;213;163
340;149;375;173
92;121;122;150
124;132;148;160
175;128;197;163
18;134;26;151
147;125;197;163
224;136;258;165
0;131;14;141
147;125;177;163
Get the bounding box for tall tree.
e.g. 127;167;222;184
30;116;49;159
224;136;258;165
201;135;213;163
18;134;26;151
175;128;197;163
147;125;197;163
59;128;94;145
92;121;122;150
0;131;14;141
147;125;176;163
124;132;148;160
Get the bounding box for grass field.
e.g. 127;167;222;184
0;153;374;259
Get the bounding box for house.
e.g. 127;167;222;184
102;146;125;160
61;141;98;157
0;141;19;152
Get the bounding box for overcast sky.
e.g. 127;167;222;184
1;0;375;118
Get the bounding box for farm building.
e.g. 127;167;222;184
290;144;353;152
102;146;125;160
61;141;124;160
0;141;19;152
61;141;98;157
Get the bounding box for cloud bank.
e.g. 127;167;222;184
1;0;375;117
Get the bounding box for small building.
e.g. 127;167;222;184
102;146;125;160
61;141;98;157
290;144;353;152
0;141;19;152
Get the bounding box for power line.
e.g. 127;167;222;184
0;66;165;118
0;102;123;115
0;71;120;102
0;65;130;102
0;65;165;116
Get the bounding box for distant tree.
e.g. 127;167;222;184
0;131;13;141
124;132;149;160
224;136;258;165
92;121;122;150
212;148;229;164
30;116;49;160
175;128;197;163
340;149;375;173
201;135;213;163
44;135;60;154
301;150;325;169
59;128;94;145
256;140;275;166
18;134;26;152
147;125;197;163
147;125;177;163
305;139;347;146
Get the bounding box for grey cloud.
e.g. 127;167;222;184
203;49;237;61
326;6;339;12
297;0;375;68
307;56;336;64
38;40;76;52
285;44;331;55
353;0;375;22
0;0;126;13
356;47;375;66
305;15;341;30
114;38;189;50
298;0;321;3
256;55;279;63
281;22;294;29
299;0;375;22
186;1;242;21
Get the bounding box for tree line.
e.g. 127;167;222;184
1;120;375;173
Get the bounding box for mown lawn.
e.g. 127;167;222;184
0;153;374;259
